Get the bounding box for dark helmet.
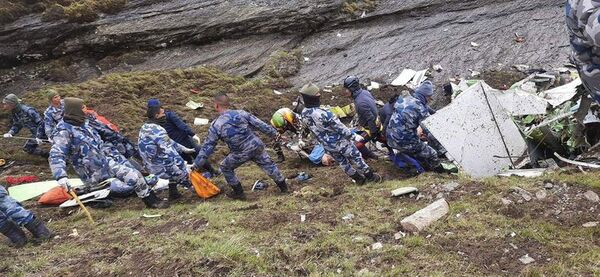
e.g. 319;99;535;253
343;76;361;91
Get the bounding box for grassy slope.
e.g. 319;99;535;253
0;66;598;275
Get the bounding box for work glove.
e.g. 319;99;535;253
3;133;12;138
35;138;44;145
353;134;364;143
57;177;71;192
193;135;201;145
182;147;196;154
48;138;54;144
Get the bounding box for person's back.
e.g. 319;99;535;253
354;89;379;129
11;104;42;134
211;109;268;152
302;107;353;148
387;95;427;139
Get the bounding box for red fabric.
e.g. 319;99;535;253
5;176;39;185
38;186;72;206
83;108;120;133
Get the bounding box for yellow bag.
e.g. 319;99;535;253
190;171;221;199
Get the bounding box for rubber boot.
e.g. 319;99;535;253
226;183;246;200
142;190;170;209
24;216;52;240
275;180;289;193
350;172;366;186
364;169;383;183
0;220;27;248
168;183;182;201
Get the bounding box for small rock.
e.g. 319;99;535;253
394;231;406;240
583;222;599;228
519;254;535;265
470;42;480;47
342;213;355;221
371;242;383;250
584;190;599;202
432;64;444;72
68;228;79;237
300;214;306;223
501;198;513;205
509;243;518;250
511;187;532;202
442;181;460;192
535;190;547;200
544;183;554;190
436;193;444;199
132;231;140;235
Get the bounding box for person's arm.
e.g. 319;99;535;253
194;124;219;167
245;111;278;138
167;111;195;137
329;111;354;140
49;128;71;180
43;109;55;139
580;5;600;47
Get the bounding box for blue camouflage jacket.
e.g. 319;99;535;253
566;0;600;69
195;110;277;164
43;101;64;139
301;107;354;151
7;104;44;138
138;122;186;171
386;95;429;146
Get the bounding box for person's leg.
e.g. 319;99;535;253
0;186;33;226
403;140;440;171
343;142;382;183
251;149;288;192
0;209;26;247
579;67;600;104
108;158;168;208
219;152;251;199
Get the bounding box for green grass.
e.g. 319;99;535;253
0;0;128;24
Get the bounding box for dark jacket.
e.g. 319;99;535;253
379;102;395;137
352;89;379;136
164;110;195;149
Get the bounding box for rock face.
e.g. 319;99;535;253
0;0;570;95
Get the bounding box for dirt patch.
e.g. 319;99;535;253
482;70;527;90
499;183;600;227
437;237;550;275
146;218;208;234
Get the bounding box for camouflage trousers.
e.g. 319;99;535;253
219;146;284;186
106;156;150;198
393;137;440;170
147;160;191;188
579;67;600;104
0;186;33;226
326;140;370;177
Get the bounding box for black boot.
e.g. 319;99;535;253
24;216;52;240
364;169;383;183
226;183;246;200
350;172;366;186
0;220;27;248
275;180;289;193
142;190;170;209
168;183;182;201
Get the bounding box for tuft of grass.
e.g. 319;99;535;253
263;50;303;79
341;0;379;17
1;0;127;24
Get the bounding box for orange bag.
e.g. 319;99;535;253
190;171;221;199
38;186;72;206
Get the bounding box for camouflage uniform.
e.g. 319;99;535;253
49;121;150;198
138;123;191;187
6;104;46;155
195;110;284;186
87;113;138;160
43;101;64;139
0;186;33;226
386;95;440;169
566;0;600;103
301;107;370;176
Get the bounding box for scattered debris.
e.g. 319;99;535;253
432;64;443;72
470;42;480;47
391;69;417;87
400;198;449;233
8;178;84;202
497;169;546;178
68;228;79;237
535;190;547;200
391;186;418;197
394;231;406;240
519;254;535;265
583;190;599;203
514;33;525;43
441;182;460;192
511;187;533;202
273;90;283;95
542;78;581;107
60;189;111;208
544;183;554;190
367;81;380;90
5;175;39;185
294;172;311;182
193;118;210;126
583;222;599;228
501;197;513;205
185;100;203;110
251;180;268;191
142;214;162;218
303;57;310;62
300;214;306;223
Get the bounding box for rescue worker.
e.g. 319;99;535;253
2;94;48;157
49;97;168;209
386;81;442;171
0;186;52;248
566;1;600;104
85;107;139;161
342;76;381;141
146;99;201;163
194;93;289;200
300;83;382;185
43;90;64;141
270;107;309;163
140;107;198;201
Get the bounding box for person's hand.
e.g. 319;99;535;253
182;147;196;154
353;134;364;143
417;126;427;141
48;138;54;144
35;138;44;144
57;177;71;191
193;135;201;144
3;133;12;138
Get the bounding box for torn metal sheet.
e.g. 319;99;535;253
497;168;546;178
409;69;428;88
194;118;210;125
541;78;581;107
422;81;528;178
367;81;380;90
59;189;111;208
492;90;548;116
391;69;416;86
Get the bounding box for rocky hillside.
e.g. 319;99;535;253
0;0;570;96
